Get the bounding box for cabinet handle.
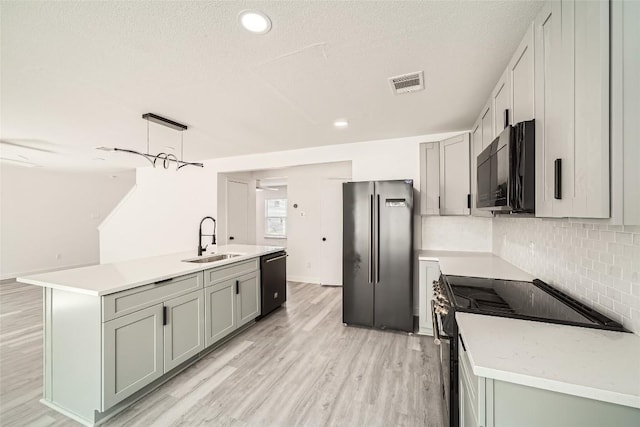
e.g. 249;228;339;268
163;306;168;326
554;159;562;200
266;254;287;263
459;334;467;352
155;277;173;286
467;194;471;209
235;280;239;295
438;196;441;209
503;109;510;129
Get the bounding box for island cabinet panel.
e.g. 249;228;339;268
236;271;261;328
204;279;237;347
102;304;164;410
204;265;261;347
164;290;205;372
102;272;204;322
204;259;258;285
45;288;102;422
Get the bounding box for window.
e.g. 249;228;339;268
265;199;287;238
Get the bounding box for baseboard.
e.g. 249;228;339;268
288;275;321;284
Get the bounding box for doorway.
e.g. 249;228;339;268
218;161;351;285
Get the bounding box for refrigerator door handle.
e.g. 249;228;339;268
369;194;373;284
376;194;381;284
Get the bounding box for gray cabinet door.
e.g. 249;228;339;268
164;290;205;372
204;279;237;347
236;271;260;328
102;304;163;410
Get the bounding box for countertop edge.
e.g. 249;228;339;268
17;246;284;296
457;313;640;410
472;365;640;410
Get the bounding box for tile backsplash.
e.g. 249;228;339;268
422;216;492;252
493;217;640;334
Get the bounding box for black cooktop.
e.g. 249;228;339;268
443;275;625;331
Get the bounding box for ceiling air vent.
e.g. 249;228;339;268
389;71;424;95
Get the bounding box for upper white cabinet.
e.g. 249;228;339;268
420;134;471;216
419;142;441;215
611;0;640;225
470;120;493;218
492;69;511;136
440;134;471;216
468;24;535;218
509;24;535;124
480;101;494;150
534;0;610;218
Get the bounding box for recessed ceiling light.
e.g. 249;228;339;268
238;10;272;34
334;119;349;128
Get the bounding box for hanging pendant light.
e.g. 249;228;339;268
97;113;204;170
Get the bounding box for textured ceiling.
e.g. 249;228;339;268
0;1;543;170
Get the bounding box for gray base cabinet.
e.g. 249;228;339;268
458;335;640;427
163;289;205;372
417;259;440;336
103;304;164;410
236;271;260;327
205;279;237;346
204;259;260;348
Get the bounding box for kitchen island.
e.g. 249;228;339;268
17;244;284;426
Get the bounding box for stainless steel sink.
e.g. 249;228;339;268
182;253;241;263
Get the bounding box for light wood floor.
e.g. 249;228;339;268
0;280;444;427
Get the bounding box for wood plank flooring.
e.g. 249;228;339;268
0;280;444;427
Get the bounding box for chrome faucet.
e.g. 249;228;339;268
198;216;217;256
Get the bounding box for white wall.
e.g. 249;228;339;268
255;185;288;246
99;131;463;264
493;217;640;334
421;216;492;251
0;164;134;279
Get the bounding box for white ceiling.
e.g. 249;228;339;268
1;1;543;170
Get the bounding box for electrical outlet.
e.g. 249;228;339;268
306;262;311;269
529;241;535;257
56;253;62;260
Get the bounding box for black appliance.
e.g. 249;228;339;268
431;274;626;427
342;180;414;332
258;251;287;318
477;119;535;213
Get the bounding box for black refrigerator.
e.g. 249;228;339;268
342;180;413;332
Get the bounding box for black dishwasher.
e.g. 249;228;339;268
258;251;287;319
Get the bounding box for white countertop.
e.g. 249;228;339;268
456;312;640;409
17;244;284;296
417;250;534;282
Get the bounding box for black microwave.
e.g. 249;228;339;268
477;119;535;213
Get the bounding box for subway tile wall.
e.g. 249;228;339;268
493;217;640;335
